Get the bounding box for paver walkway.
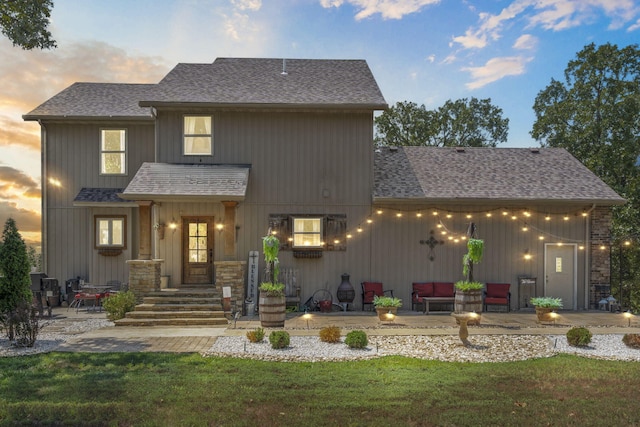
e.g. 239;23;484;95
47;307;639;353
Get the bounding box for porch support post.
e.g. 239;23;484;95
214;261;247;312
222;201;238;257
138;201;153;260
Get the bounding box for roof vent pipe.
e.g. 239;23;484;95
281;59;288;76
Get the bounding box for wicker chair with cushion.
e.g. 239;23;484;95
361;282;394;311
484;283;511;312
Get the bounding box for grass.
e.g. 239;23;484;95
0;352;639;426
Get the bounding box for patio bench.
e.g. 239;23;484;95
412;282;456;314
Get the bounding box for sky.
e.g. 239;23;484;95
1;0;639;247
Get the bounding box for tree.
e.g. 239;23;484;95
531;42;640;310
0;218;33;340
0;0;56;50
374;98;509;147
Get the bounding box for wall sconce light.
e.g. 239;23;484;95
168;218;177;232
524;249;532;260
216;223;224;234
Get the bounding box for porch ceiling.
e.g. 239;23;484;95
119;162;250;202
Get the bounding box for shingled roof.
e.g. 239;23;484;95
120;163;250;201
23;83;156;120
374;146;625;205
139;58;387;108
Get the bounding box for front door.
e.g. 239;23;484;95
545;244;576;310
182;217;214;284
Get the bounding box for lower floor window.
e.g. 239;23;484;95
95;216;126;248
293;217;323;248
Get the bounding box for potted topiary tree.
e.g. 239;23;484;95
530;297;562;322
454;223;484;325
258;230;286;328
373;295;402;321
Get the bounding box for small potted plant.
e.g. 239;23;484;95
530;296;562;321
373;295;402;321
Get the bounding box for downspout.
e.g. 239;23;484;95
38;120;47;273
150;107;158;161
584;203;596;310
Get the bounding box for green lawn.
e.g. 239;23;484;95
0;352;638;426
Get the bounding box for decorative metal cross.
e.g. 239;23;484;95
420;230;445;261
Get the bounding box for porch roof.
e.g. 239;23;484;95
120;163;250;202
73;188;134;207
373;146;625;206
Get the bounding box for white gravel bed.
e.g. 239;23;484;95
204;334;640;363
0;318;114;357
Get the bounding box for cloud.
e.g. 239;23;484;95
453;0;640;50
513;34;537;50
0;115;39;151
0;201;40;233
462;55;532;89
319;0;441;20
426;54;436;63
0;164;40;200
0;39;169;114
232;0;262;11
221;0;265;43
629;18;640;31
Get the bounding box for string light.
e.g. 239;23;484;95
336;207;592;247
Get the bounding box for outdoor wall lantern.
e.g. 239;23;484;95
216;223;224;234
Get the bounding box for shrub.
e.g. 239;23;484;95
8;301;39;347
319;326;341;343
246;328;265;343
566;327;592;347
102;291;136;321
622;333;640;349
269;330;290;349
345;330;368;349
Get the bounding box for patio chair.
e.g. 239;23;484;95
484;283;511;312
106;280;122;293
361;281;393;311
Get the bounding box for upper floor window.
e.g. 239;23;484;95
184;116;212;155
100;129;126;175
95;216;126;248
292;217;323;248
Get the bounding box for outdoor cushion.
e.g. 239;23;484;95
412;282;434;302
433;282;454;297
361;282;384;303
485;283;510;299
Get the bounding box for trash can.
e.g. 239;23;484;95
245;301;255;316
42;278;60;306
160;275;170;289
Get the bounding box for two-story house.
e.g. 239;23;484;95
24;57;624;314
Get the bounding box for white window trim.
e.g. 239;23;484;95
100;129;127;175
183;115;213;156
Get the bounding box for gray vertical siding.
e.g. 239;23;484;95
43;121;154;285
43;113;597;311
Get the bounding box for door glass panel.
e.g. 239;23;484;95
188;221;208;264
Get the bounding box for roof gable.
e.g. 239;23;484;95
374;147;625;205
141;58;388;108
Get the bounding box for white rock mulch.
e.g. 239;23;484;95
0;318;114;357
204;334;640;363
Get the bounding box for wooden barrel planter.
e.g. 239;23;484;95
259;292;286;328
454;290;483;325
375;307;398;321
535;307;554;322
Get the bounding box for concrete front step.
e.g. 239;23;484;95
141;297;222;305
114;317;229;327
126;310;225;319
135;303;221;312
